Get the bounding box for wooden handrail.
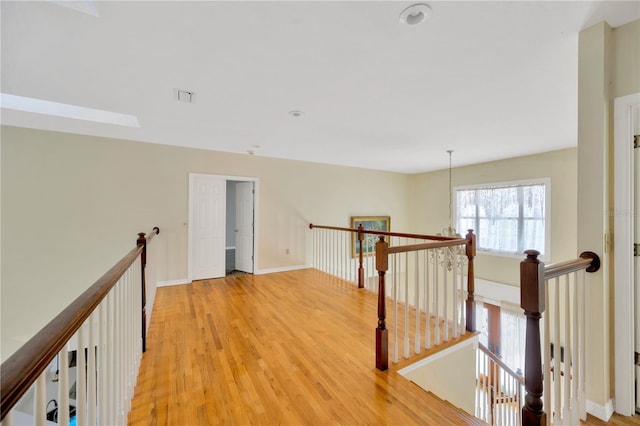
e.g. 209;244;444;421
478;342;525;385
309;223;462;241
543;251;600;279
387;238;467;254
0;227;159;420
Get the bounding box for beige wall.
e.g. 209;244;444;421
400;338;477;415
577;19;639;409
408;148;578;286
1;125;410;354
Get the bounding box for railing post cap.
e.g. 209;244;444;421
524;249;540;259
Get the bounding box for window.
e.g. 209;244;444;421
500;305;526;374
456;179;549;256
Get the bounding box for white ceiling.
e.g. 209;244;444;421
1;1;639;173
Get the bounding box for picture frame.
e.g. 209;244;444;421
351;215;391;257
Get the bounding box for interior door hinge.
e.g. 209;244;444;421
634;243;639;257
634;134;639;149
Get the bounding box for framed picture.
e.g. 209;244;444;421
351;216;391;257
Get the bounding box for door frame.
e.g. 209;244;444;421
613;92;639;416
188;173;259;282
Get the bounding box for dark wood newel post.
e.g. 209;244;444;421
137;232;148;352
375;236;389;371
465;229;476;332
520;249;546;426
357;224;365;288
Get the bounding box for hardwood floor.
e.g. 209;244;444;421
128;269;486;425
129;268;639;425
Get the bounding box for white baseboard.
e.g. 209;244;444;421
586;398;614;422
255;264;311;275
157;278;192;287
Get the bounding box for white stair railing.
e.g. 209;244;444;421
0;227;159;426
476;343;525;426
308;224;478;371
543;266;588;425
520;250;600;426
386;238;468;362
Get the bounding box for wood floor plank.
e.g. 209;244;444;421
128;269;485;425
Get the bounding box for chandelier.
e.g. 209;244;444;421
436;150;466;271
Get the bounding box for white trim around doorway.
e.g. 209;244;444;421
187;173;259;282
613;92;639;416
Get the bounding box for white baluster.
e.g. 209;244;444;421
453;250;459;339
343;231;348;282
107;291;115;426
543;279;551;426
562;274;573;424
2;409;14;426
318;229;323;273
415;251;420;354
125;269;131;407
325;229;330;276
434;253;440;345
553;277;561;425
117;279;125;424
443;250;448;342
484;354;489;423
99;299;107;424
424;250;430;349
577;269;586;420
331;230;336;277
404;251;409;359
88;311;97;426
475;349;480;420
77;323;88;426
393;253;398;363
340;231;345;281
34;372;46;425
59;345;70;426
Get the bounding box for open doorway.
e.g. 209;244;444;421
188;174;257;281
225;180;255;276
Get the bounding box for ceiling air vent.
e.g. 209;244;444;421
174;89;195;103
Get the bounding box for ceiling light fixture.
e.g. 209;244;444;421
399;3;432;25
288;110;304;118
437;150;465;271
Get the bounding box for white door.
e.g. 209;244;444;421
235;182;254;273
189;174;226;280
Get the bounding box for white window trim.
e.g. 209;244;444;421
454;177;551;260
